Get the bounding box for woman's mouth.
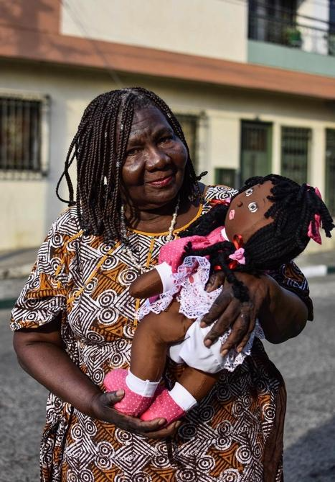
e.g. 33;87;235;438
148;175;174;187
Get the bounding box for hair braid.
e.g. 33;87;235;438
56;87;202;242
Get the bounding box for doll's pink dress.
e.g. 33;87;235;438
137;226;264;373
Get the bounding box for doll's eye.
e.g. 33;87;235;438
245;188;254;196
248;202;258;212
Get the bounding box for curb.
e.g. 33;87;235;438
301;265;335;278
0;264;33;281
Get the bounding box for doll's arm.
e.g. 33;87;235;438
129;262;174;299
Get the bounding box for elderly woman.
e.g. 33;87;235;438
11;88;311;481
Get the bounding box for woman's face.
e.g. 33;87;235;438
225;181;274;242
121;107;188;211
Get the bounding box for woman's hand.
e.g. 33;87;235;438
201;273;270;356
90;391;181;438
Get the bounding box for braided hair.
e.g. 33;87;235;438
56;87;201;243
181;174;335;302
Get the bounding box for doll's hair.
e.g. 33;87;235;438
181;174;334;302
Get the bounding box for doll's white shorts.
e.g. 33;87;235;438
168;317;263;373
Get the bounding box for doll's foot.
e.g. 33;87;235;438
104;369;155;417
140;388;186;425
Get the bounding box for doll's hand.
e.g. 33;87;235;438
205;271;225;292
201;272;271;354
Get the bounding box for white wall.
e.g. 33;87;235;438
0;62;334;252
61;0;248;63
297;0;331;55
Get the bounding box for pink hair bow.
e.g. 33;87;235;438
228;235;246;269
307;186;322;244
229;248;246;265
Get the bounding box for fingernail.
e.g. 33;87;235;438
158;419;166;425
200;322;206;328
237;347;243;353
204;339;212;347
221;349;228;356
116;390;124;397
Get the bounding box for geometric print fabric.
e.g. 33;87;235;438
11;185;311;481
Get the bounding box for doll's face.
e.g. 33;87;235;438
225;180;274;243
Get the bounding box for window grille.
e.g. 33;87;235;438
281;127;311;184
240;121;272;183
0;94;49;179
176;114;199;174
248;0;334;56
325;128;335;216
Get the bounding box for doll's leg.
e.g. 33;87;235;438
104;301;194;417
140;367;219;425
130;300;194;380
175;366;218;401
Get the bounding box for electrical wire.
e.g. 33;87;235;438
61;0;123;88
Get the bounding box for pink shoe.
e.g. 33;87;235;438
104;369;155;417
140;388;186;425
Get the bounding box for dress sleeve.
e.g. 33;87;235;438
10;217;74;331
267;261;314;321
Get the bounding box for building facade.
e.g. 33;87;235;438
0;0;334;251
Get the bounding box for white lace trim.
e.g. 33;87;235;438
137;256;264;372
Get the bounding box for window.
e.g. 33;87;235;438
240;121;272;183
176;114;199;174
215;168;237;189
281;127;311;184
0;94;49;179
325;128;335;216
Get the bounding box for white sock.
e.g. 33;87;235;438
169;382;197;411
126;370;160;397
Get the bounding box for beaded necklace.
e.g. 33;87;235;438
120;196;180;274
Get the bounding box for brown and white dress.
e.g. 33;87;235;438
10;185;313;482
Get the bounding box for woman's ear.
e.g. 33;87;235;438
129;269;164;299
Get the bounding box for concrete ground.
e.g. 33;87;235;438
0;273;334;481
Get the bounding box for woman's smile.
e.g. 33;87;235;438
147;174;174;187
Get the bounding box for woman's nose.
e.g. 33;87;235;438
146;147;170;170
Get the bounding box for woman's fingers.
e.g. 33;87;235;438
219;305;255;356
205;271;225;293
145;421;182;439
203;296;241;346
201;286;234;327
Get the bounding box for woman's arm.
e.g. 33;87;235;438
201;272;308;353
13;316;180;438
257;274;308;344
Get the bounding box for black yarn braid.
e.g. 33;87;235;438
56;88;201;243
182;174;334;303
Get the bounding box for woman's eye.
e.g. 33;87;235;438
248;202;258;212
245;188;254;196
160;135;173;144
126;147;141;156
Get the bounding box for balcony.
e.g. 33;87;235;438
247;1;335;77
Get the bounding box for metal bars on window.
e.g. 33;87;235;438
240;121;272;182
0;95;49;180
325;128;335;216
281;127;311;184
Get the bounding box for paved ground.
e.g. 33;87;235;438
0;275;334;481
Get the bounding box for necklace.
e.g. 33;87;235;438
121;196;180;274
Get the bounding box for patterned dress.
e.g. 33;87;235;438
10;186;313;482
